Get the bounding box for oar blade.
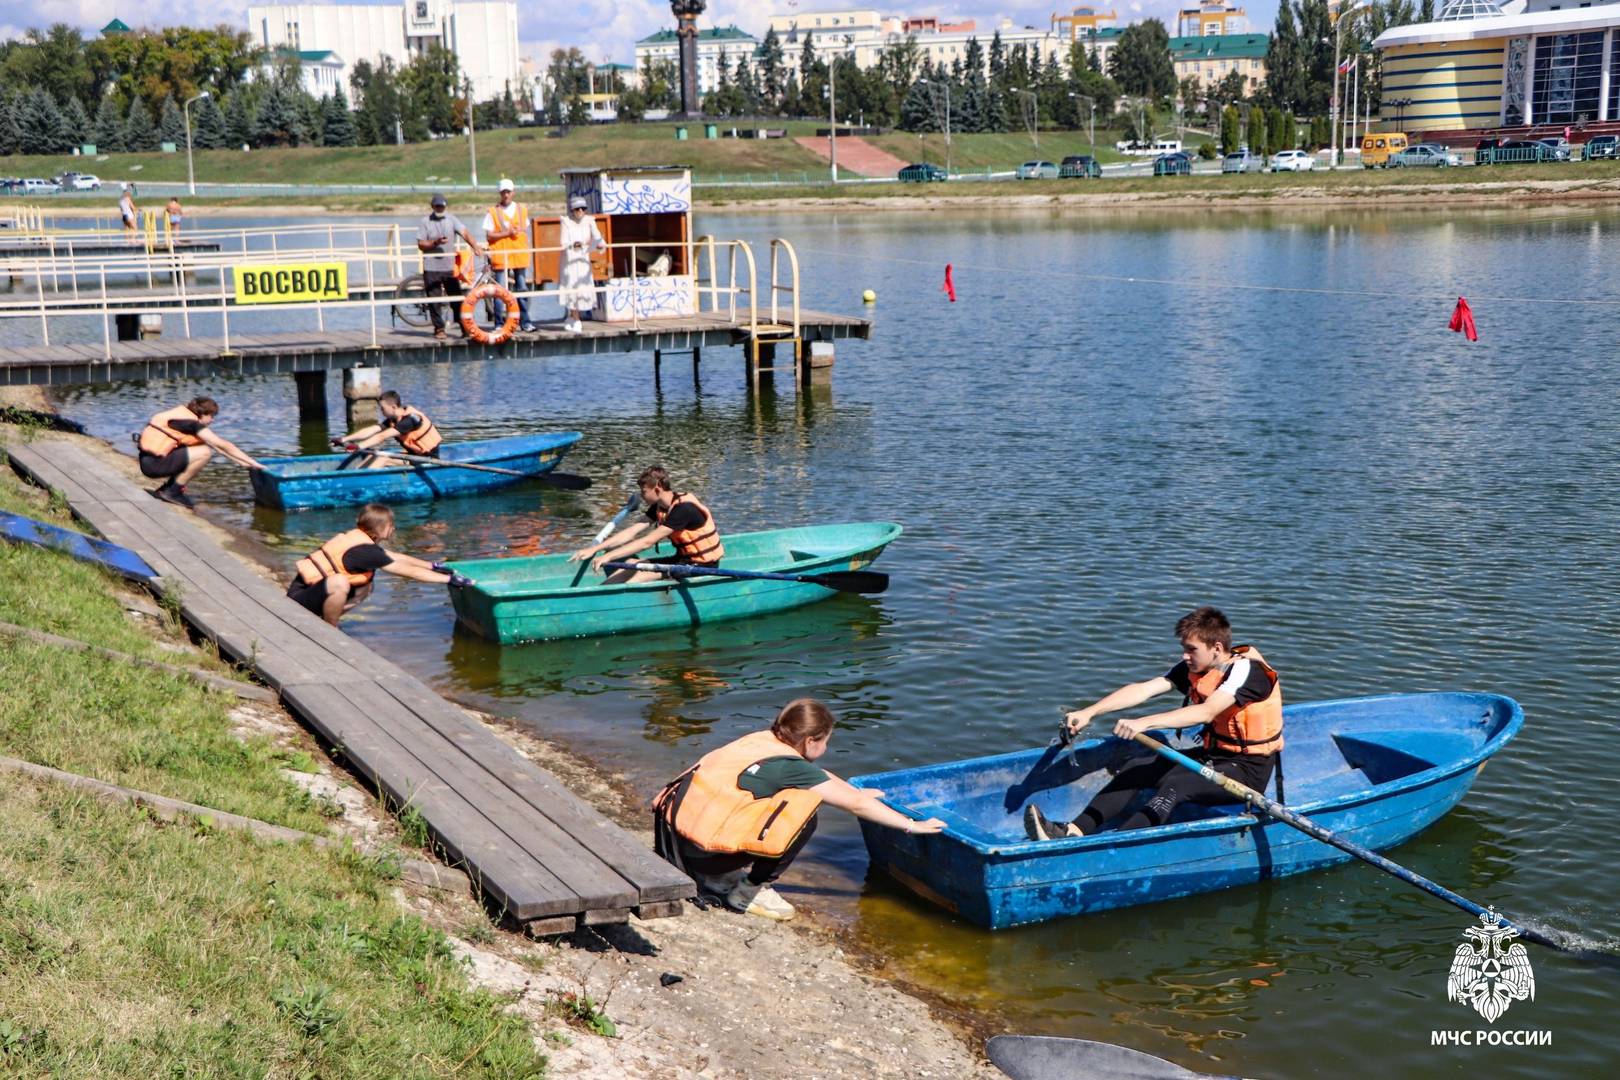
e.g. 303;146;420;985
807;569;889;594
986;1035;1233;1080
537;471;593;491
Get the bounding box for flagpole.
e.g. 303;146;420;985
1350;56;1358;154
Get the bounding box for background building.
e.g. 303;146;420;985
258;48;348;98
1170;32;1269;91
634;26;760;99
245;1;521;100
1051;7;1118;41
1177;3;1251;37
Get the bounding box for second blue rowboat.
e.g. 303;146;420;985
851;692;1522;929
249;432;582;510
448;522;901;643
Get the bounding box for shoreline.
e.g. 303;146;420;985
6;398;997;1077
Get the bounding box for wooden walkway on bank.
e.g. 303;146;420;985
0;311;872;387
6;439;693;933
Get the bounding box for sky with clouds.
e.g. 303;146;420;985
7;1;1285;66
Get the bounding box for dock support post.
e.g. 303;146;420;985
342;364;382;428
750;341;776;390
294;370;328;421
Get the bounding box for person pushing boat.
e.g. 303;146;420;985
136;396;264;508
568;465;723;583
332;391;442;468
286;503;471;627
653;698;946;920
1025;606;1283;841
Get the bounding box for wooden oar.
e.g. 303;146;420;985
569;493;641;588
1126;730;1566;950
602;559;888;595
367;448;592;489
986;1035;1236;1080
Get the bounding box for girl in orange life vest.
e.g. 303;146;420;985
332;391;443;467
136;396;264;509
654;699;947;921
285;503;472;627
1025;606;1284;842
568;465;725;584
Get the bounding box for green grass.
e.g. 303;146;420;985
0;780;545;1077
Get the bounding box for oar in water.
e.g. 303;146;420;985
986;1035;1238;1080
366;448;592;490
601;559;888;595
569;493;641;587
1126;730;1566;951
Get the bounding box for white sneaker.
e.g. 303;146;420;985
737;885;795;921
566;318;583;333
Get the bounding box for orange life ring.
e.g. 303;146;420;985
460;283;520;345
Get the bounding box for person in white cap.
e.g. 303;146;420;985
482;179;535;332
558;194;605;333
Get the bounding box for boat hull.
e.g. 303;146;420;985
448;522;901;644
249;432;581;510
852;692;1522;929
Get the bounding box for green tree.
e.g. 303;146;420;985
60;93;91;148
1264;2;1305;111
400;44;458;137
1109;20;1177;100
1419;0;1435;20
0;24;93;115
1308;113;1330;148
251;82;301;146
19;88;71;154
1247;107;1268;155
123;95;157;151
322;88;357;146
1268;106;1289;152
349;58;402;145
1282;110;1297;150
759;27;786;112
1220;104;1241;152
0;92;19;155
91;93;124;151
1295;0;1336;117
192;93;227;149
157;94;186;146
224;90;256;148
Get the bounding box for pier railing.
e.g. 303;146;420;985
0;233;784;356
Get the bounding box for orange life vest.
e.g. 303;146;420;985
396;407;441;455
295;529;378;589
486;201;529;271
658;493;724;564
654;730;823;857
1187;645;1284;755
138;405;206;456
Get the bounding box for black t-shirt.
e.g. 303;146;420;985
1166;657;1273;707
647;499;708;533
338;543;393;575
381;413;426;436
167;417;203;436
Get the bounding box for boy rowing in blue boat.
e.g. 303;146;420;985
1025;606;1283;841
332;391;441;468
567;465;723;584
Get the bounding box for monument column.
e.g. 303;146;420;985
671;1;706;118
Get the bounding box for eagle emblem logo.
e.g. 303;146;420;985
1447;907;1535;1023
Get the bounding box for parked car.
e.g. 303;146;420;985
1536;137;1571;161
1058;154;1101;179
1582;134;1619;160
20;178;62;195
1391;143;1461;168
1221;150;1262;174
1494;139;1558;163
1360;132;1410;168
1153;151;1193;176
1015;160;1059;180
0;178;22;194
897;162;947;183
68;173;102;191
1269;149;1315;172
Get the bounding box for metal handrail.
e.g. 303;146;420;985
768;238;802;339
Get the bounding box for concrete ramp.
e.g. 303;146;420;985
794;135;909;178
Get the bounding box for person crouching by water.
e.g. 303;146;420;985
654;699;946;920
137;396;264;508
1025;606;1283;841
568;465;722;584
332;391;441;467
287;503;472;627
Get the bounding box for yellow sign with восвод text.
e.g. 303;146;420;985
233;262;348;305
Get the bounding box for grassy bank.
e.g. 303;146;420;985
0;447;546;1077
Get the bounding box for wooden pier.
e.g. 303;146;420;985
6;439;694;933
0;311;871;388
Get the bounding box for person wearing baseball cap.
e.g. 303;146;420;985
482;179;536;332
415;193;484;339
558;194;605;333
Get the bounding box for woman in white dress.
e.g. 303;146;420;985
558;195;606;332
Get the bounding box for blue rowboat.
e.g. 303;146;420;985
851;692;1522;929
0;508;158;582
448;522;901;643
248;432;582;510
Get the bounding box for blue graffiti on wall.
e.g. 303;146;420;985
600;178;692;215
605;277;694;319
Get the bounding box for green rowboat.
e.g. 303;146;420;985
447;522;902;644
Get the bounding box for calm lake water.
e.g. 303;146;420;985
36;206;1620;1077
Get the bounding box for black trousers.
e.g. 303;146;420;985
1074;748;1276;834
656;812;818;892
422;269;463;331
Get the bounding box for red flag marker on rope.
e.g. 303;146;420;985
942;263;956;303
1448;296;1478;341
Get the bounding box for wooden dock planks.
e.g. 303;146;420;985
5;440;693;930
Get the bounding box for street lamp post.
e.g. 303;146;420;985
1013;88;1038;149
465;77;478;188
1070;92;1096;160
829;59;838;183
919;78;951;177
1330;4;1368;169
183;91;209;196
